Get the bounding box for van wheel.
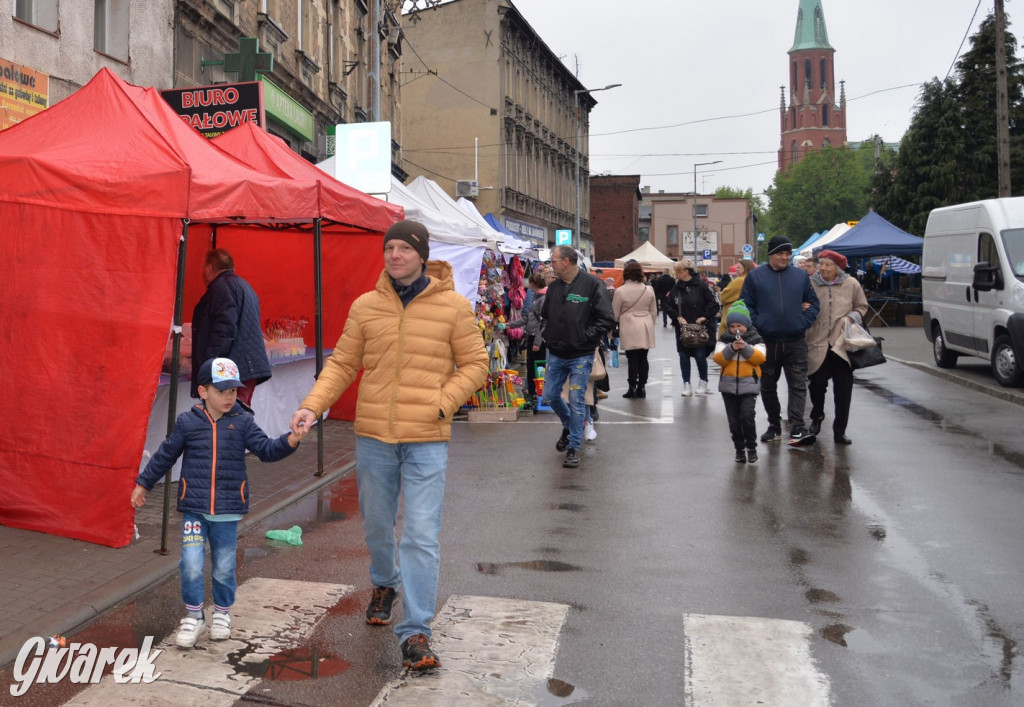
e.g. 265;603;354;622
932;325;958;368
991;334;1024;387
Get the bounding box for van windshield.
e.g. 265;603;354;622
1003;228;1024;279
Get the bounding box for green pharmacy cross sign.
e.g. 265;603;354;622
224;38;273;82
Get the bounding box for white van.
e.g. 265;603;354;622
922;197;1024;387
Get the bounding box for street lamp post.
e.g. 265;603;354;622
574;83;621;250
692;160;722;268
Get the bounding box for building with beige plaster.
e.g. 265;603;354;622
3;1;405;173
641;188;753;274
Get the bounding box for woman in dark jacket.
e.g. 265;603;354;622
667;260;720;396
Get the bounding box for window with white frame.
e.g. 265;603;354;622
695;204;708;218
14;0;59;32
94;0;130;60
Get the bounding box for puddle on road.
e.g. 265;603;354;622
477;560;582;575
821;623;854;647
523;676;590;705
861;381;1024;470
227;643;351;681
805;587;842;604
551;502;585;511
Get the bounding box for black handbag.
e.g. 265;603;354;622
849;337;886;370
679;322;709;349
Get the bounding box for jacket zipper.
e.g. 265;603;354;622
202;408;218;514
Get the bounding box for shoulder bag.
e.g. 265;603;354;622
679;322;709;349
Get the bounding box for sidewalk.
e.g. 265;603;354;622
0;419;357;669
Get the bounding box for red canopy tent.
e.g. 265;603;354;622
0;68;399;547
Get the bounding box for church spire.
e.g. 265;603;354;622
790;0;833;52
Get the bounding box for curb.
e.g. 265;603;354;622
884;355;1024;407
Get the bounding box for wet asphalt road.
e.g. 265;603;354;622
11;326;1024;706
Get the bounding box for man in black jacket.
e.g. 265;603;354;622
653;269;675;327
540;245;616;468
191;249;272;404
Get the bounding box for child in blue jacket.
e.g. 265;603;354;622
132;357;307;648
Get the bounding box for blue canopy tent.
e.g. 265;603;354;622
821;210;923;257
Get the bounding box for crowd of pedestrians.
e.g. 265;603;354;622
137;220;872;674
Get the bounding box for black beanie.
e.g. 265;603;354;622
384;220;430;262
767;236;793;255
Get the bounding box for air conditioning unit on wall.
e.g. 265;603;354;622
455;180;479;198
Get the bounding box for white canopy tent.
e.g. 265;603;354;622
797;222;850;258
614;241;675;268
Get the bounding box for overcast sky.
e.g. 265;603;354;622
502;0;995;198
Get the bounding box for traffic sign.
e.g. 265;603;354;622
756;232;765;242
703;249;712;260
742;243;754;254
555;229;572;246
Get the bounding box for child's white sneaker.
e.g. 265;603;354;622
176;615;206;648
583;421;597;441
210;611;232;641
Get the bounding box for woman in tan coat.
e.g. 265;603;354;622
806;250;868;444
613;261;657;398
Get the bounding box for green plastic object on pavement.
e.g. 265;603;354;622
265;525;303;546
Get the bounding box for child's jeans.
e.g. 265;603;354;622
722;392;758;450
180;512;238;615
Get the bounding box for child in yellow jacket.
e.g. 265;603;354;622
713;300;767;463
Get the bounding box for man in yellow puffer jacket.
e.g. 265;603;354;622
291;220;488;671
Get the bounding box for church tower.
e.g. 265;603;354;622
779;0;847;172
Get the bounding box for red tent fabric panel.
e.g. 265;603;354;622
0;205;180;547
207;226;384;421
0;68;321;223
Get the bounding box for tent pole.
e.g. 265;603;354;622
313;218;325;476
160;219;190;554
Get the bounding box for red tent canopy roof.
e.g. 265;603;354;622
0;67;319;222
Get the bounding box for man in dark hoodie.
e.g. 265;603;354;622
739;236;820;446
540;245;616;468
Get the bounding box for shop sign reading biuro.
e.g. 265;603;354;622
159;81;264;138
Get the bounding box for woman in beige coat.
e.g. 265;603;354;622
806;250;868;444
613;261;658;398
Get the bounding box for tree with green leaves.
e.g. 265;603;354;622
873;12;1024;233
764;146;869;246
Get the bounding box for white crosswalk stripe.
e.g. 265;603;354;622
64;578;352;706
684;614;831;706
370;595;570;706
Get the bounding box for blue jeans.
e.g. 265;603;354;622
355;436;448;643
180;513;238;614
542;351;594;451
678;346;709;383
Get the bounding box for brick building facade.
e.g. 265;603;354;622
589;175;641;262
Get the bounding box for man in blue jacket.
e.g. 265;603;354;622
739;237;820;445
191;249;272;404
540;245;616;468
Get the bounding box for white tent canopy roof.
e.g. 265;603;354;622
614;241;675;268
798;222;850;257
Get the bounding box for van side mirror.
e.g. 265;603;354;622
972;261;1003;291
